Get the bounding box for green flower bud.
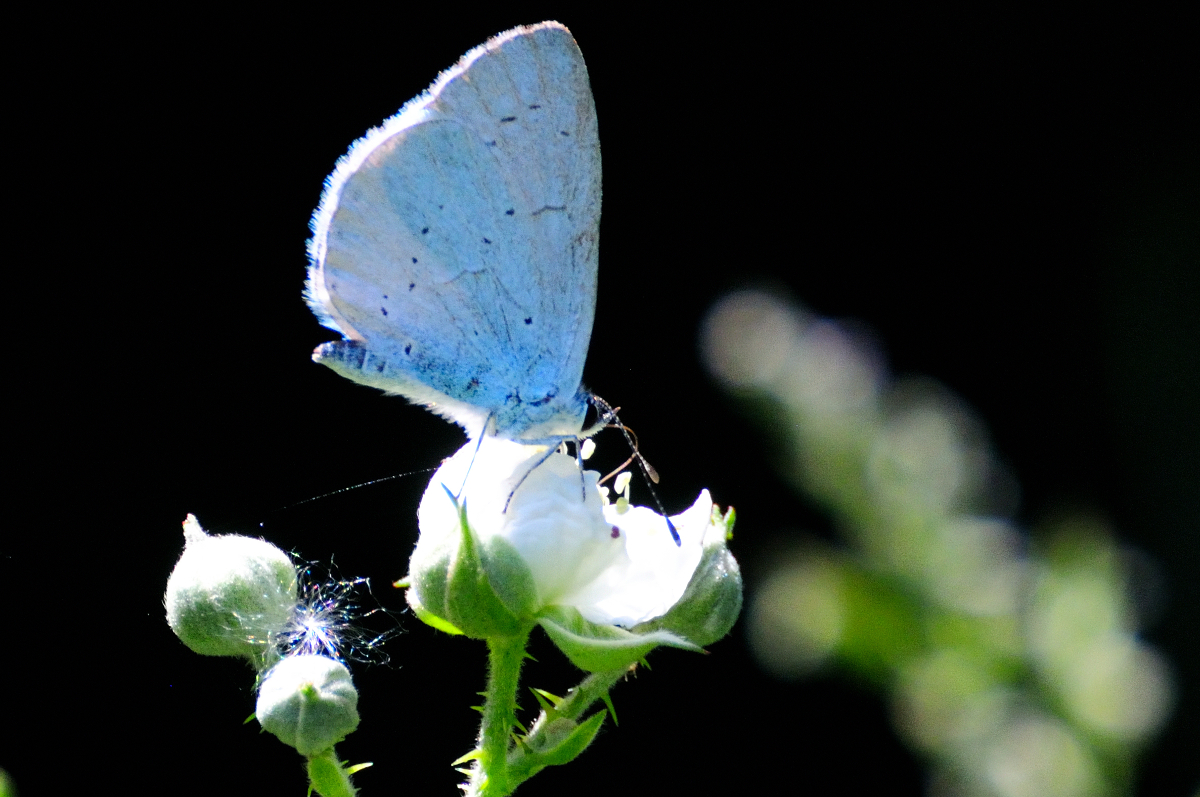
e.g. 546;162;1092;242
164;514;297;666
256;654;360;756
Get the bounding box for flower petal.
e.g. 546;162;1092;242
565;492;714;626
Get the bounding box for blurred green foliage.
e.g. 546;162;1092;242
703;290;1174;797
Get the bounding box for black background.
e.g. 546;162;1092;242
5;7;1196;796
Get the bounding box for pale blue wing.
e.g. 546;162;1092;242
306;22;600;440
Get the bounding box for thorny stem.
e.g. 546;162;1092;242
549;670;625;723
465;631;531;797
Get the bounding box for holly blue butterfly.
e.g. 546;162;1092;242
305;21;599;445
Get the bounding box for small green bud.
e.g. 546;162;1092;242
164;514;297;665
527;717;578;753
256;654;360;756
510;710;608;782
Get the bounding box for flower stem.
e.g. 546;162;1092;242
552;669;625;723
467;631;531;797
306;747;357;797
502;667;626;789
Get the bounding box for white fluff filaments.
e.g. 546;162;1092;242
278;563;399;666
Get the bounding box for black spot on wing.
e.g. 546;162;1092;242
528;388;558;407
524;317;532;325
500;116;517;123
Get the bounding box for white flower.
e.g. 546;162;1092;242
412;437;721;628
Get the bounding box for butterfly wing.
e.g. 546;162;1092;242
306;22;600;441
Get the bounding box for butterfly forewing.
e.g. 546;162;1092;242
308;22;600;441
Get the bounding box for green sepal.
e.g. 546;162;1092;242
636;504;743;647
529;687;563;713
476;531;540;621
406;488;532;638
722;506;738;539
405;587;465;636
537;606;699;672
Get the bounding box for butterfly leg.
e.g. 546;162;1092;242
501;444;564;513
574;437;587;501
457;413;495;499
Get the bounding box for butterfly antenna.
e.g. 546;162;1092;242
597;425;659;486
590;395;681;546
